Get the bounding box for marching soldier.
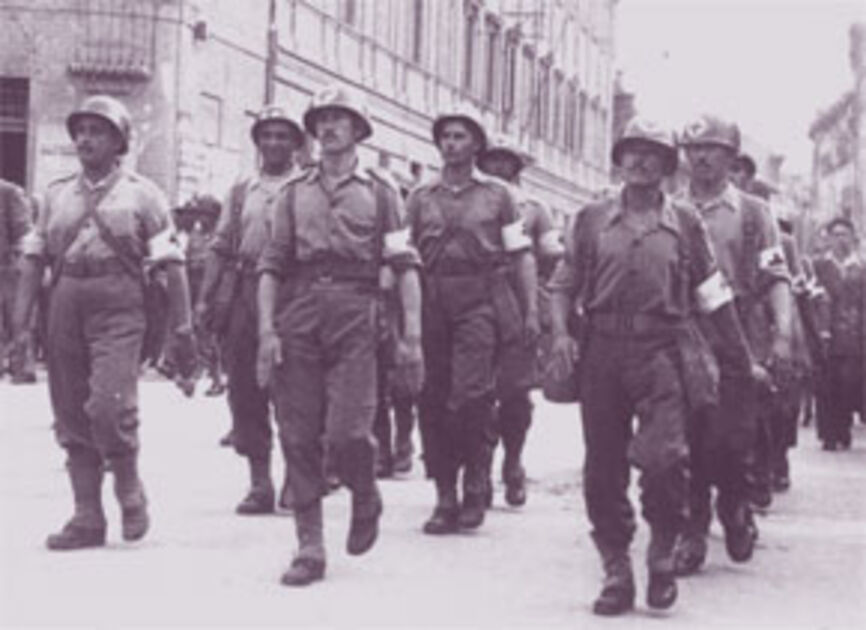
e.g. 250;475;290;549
549;117;754;615
257;84;423;586
476;134;563;507
812;217;865;450
11;94;196;550
1;178;33;381
195;105;305;514
406;110;538;534
674;114;793;574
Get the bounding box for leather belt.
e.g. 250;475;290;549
293;259;379;285
589;312;685;337
61;258;128;278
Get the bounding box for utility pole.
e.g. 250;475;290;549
264;0;277;104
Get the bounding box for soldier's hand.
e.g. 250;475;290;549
771;333;793;364
394;336;425;395
256;329;282;389
751;362;776;393
523;311;541;346
549;332;579;381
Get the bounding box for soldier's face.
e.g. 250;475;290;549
256;121;298;170
829;226;855;258
72;115;123;169
479;152;522;182
685;143;734;184
438;122;480;166
315;108;358;155
619;140;666;186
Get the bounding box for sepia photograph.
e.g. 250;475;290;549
1;0;865;627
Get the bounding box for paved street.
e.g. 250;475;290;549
1;374;865;629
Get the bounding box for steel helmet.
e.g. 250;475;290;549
66;94;132;154
477;133;534;172
432;105;488;153
680;114;741;152
250;104;304;145
611;116;678;176
303;83;372;142
734;152;757;178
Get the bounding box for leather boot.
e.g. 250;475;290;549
392;435;413;474
721;500;757;563
236;456;275;515
278;468;294;511
423;478;459;535
459;460;488;529
281;501;326;586
502;456;527;507
646;528;678;609
592;544;635;616
343;438;383;555
673;532;708;576
110;455;150;542
46;452;107;550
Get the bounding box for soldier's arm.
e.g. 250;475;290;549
548;211;585;337
197;189;238;308
6;184;34;245
500;189;537;324
759;215;795;352
688;215;753;374
12;189;51;337
532;199;565;261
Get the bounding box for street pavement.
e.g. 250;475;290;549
1;373;865;629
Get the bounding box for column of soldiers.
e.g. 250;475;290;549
6;86;864;615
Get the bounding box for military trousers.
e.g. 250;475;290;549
47;272;145;459
683;373;758;536
223;274;272;460
418;276;498;485
270;282;379;508
490;335;538;460
579;330;689;569
820;355;864;446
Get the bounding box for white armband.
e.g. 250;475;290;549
694;270;734;313
539;229;564;257
148;227;185;264
502;219;531;252
384;227;412;258
758;245;786;272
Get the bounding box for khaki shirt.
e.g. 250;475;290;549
211;171;294;265
21;168;176;264
677;184;789;298
406;170;529;269
258;163;419;277
549;192;725;319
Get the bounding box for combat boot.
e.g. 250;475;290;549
236;456;275;515
459;463;487;529
423;478;459;535
110;455;150;542
281;500;326;587
502;456;527;507
46;452;107;551
278;470;294;511
673;533;707;576
392;436;414;474
646;528;678;610
721;501;757;563
592;545;635;616
343;438;383;555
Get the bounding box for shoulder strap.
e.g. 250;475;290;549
88;208;144;280
227;180;248;257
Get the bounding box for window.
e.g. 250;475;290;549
502;34;518;115
520;47;536;134
409;0;424;64
463;5;478;92
199;93;222;146
0;77;29;186
536;61;550;140
340;0;357;26
565;81;577;152
577;90;587;157
483;18;501;107
552;71;564;145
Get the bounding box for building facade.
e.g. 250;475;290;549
0;0;618;218
809;22;866;239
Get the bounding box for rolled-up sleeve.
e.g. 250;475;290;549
498;186;531;254
381;184;421;271
547;210;585;300
754;210;790;293
257;185;294;278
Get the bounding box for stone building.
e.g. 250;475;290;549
0;0;618;217
809;22;866;238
